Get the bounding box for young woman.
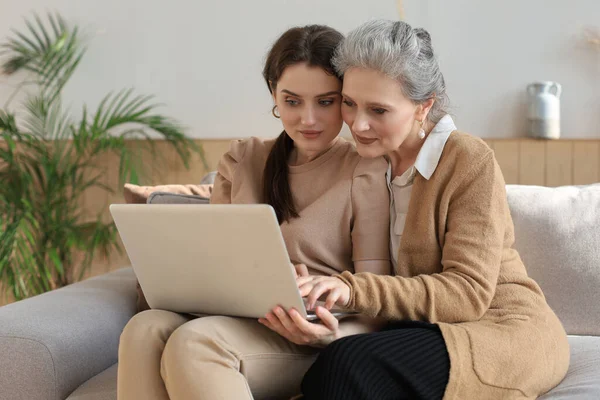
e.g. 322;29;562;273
117;25;391;400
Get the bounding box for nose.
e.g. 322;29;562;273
352;112;370;133
301;105;316;126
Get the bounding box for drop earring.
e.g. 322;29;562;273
418;120;426;139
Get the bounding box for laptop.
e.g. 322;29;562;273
110;204;353;321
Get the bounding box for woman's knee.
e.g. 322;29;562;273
161;316;240;367
311;334;365;375
120;310;189;345
327;334;373;358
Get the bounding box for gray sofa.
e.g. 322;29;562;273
1;183;599;400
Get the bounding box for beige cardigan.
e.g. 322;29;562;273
337;131;570;399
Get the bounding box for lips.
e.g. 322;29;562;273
300;130;322;139
354;135;377;145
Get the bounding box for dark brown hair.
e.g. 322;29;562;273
262;25;343;223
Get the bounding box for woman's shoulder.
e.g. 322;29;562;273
223;136;277;163
331;137;388;178
228;136;277;154
440;130;494;172
353;155;388;178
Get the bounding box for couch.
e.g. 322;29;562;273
1;183;599;400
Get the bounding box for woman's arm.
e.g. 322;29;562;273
354;260;391;276
210;139;247;204
337;151;506;323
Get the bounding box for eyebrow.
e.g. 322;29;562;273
342;93;393;109
281;89;341;97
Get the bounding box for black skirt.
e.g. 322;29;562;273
301;320;450;400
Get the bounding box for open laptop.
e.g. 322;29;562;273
110;204;354;321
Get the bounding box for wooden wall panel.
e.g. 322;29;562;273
0;291;14;306
573;142;600;185
519;140;546;186
492;140;520;184
200;140;235;173
545;141;573;187
80;152;110;223
483;139;495;151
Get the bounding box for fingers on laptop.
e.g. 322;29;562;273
297;276;350;310
324;288;343;310
293;263;309;278
313;307;338;331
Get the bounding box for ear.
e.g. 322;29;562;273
416;97;435;121
270;85;278;104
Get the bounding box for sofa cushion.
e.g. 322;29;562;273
66;363;117;400
506;184;600;336
539;336;600;400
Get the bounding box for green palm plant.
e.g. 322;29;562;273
0;12;206;300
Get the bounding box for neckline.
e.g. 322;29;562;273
288;137;345;174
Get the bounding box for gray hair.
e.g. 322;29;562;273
333;19;449;123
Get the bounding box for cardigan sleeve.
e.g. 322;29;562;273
338;151;507;323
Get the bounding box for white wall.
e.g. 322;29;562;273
405;0;600;138
1;1;599;138
0;0;396;139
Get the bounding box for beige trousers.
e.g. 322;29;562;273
117;310;319;400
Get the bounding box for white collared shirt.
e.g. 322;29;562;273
386;114;457;270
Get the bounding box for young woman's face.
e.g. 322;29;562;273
341;67;420;158
273;62;343;155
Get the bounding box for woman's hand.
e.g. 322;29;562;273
297;275;351;311
259;306;341;347
292;263;309;278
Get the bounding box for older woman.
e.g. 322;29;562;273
263;20;570;400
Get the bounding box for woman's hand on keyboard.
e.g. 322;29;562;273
297;275;351;311
292;263;309;278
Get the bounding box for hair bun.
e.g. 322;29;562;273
414;28;432;44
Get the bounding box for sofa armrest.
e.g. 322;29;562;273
0;267;137;400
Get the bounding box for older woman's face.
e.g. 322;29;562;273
341;67;419;158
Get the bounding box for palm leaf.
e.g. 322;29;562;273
1;12;84;105
88;90;204;183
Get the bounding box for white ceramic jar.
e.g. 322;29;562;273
527;81;562;139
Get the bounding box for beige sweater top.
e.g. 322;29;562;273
337;131;570;399
211;136;390;276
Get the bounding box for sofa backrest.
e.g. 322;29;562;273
506;184;600;336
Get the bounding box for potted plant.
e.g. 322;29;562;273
0;12;206;301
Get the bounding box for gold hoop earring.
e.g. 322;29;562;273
272;105;280;119
418;120;426;139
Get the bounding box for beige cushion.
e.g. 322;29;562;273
506;184;600;336
123;183;213;204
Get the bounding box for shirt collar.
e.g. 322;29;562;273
414;114;456;180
